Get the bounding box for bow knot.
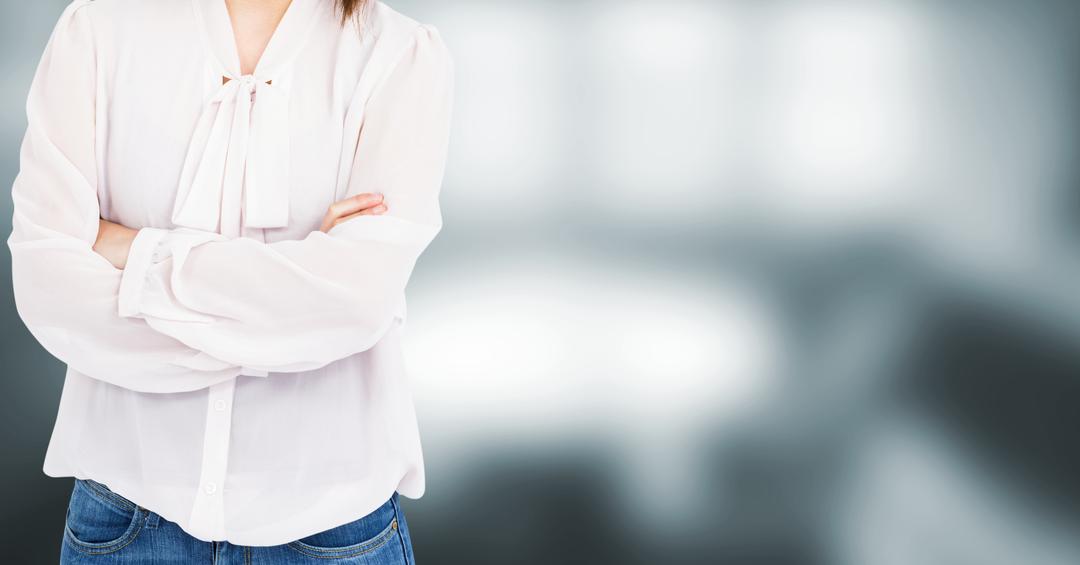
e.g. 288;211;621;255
171;72;291;237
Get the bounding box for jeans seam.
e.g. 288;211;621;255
63;508;145;555
79;478;139;514
390;495;411;565
285;512;399;559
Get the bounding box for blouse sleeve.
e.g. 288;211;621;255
7;0;249;394
114;24;455;373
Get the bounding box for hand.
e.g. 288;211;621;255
94;217;138;269
319;192;388;233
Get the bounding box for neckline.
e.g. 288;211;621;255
194;0;322;80
224;0;295;77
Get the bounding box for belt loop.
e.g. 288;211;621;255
141;505;161;529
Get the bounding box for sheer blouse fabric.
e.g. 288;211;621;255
8;0;453;546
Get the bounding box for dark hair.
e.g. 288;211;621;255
334;0;368;27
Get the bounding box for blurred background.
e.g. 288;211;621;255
4;0;1080;563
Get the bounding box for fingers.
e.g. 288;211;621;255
330;203;386;229
327;192;383;219
361;203;388;215
320;192;389;232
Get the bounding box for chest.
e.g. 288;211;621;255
95;15;365;241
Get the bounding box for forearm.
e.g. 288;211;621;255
115;218;433;372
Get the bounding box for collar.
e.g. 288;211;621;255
172;0;323;237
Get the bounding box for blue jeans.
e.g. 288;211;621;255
59;478;416;564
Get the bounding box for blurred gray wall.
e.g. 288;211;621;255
4;1;1080;564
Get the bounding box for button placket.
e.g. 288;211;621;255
187;378;236;541
150;237;167;263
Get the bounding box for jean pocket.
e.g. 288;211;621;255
286;496;401;559
63;478;144;555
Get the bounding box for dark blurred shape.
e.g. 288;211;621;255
898;288;1080;522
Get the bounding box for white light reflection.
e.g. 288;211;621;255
405;254;782;528
587;1;740;218
754;1;931;228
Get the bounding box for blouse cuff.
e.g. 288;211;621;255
118;227;171;318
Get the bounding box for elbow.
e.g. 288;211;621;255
9;264;39;332
343;289;407;353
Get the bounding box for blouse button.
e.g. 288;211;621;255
204;482;217;495
214;399;227;412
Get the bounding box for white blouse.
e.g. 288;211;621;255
7;0;453;546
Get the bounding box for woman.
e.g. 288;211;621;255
8;0;453;562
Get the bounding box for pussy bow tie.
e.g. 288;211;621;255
171;72;290;237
